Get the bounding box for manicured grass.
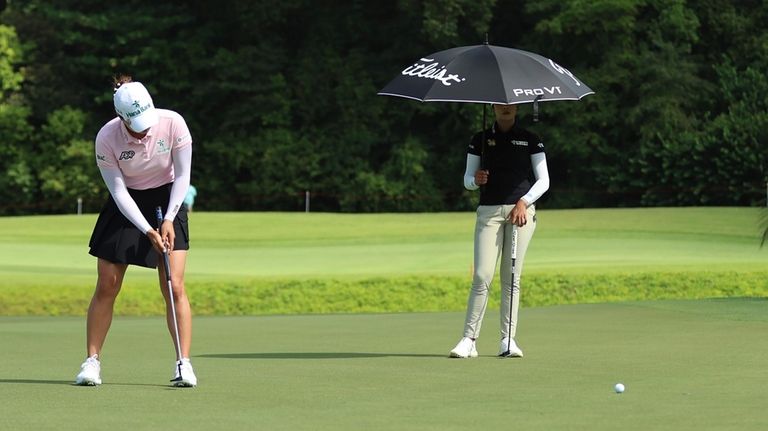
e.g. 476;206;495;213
2;209;764;429
0;207;766;315
1;207;764;280
1;298;767;430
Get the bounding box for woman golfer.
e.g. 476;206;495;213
75;75;197;386
449;103;549;359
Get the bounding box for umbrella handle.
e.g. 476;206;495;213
481;104;487;169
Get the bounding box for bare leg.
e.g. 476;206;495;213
158;251;192;359
86;259;128;357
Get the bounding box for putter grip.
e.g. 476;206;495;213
154;206;167;254
155;206;163;229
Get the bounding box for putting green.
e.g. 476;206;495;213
1;298;766;430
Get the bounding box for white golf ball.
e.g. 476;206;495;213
614;383;625;393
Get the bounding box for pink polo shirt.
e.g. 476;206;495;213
95;109;192;190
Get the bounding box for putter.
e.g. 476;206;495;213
155;206;184;383
500;224;518;357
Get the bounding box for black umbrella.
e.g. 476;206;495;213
377;43;594;157
378;43;594;107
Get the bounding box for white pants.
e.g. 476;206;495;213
462;204;536;340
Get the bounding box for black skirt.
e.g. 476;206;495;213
88;183;190;268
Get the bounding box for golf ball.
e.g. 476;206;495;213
614;383;625;394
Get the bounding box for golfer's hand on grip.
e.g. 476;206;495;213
147;229;167;254
509;200;528;227
159;219;175;254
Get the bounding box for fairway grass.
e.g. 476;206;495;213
1;299;767;430
1;207;766;315
1;207;764;279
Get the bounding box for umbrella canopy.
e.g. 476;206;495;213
378;44;594;105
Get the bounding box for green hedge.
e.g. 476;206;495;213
2;271;767;316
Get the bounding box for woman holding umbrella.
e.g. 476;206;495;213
449;103;549;359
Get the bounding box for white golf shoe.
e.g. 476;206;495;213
449;337;478;358
171;358;198;387
75;355;102;386
498;337;524;358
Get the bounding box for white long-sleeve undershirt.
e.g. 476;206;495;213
165;145;192;221
521;152;550;205
463;154;481;190
463;152;550;206
99;168;154;234
98;145;192;234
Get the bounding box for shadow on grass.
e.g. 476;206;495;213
0;379;172;388
0;379;72;385
197;352;444;359
93;382;172;388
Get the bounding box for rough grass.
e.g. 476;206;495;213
2;270;766;316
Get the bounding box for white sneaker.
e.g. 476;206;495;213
449;337;478;358
171;358;197;387
75;355;102;386
498;338;524;358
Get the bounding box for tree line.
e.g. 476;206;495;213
0;0;765;214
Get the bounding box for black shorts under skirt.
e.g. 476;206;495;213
88;183;190;268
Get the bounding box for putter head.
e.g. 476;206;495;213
170;363;188;386
498;348;523;358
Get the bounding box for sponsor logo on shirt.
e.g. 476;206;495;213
537;142;544;148
511;140;528;146
487;138;496;147
156;139;170;154
118;150;135;161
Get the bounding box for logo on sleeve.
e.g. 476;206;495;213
96;154;106;161
537;143;544;148
118;150;135;160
